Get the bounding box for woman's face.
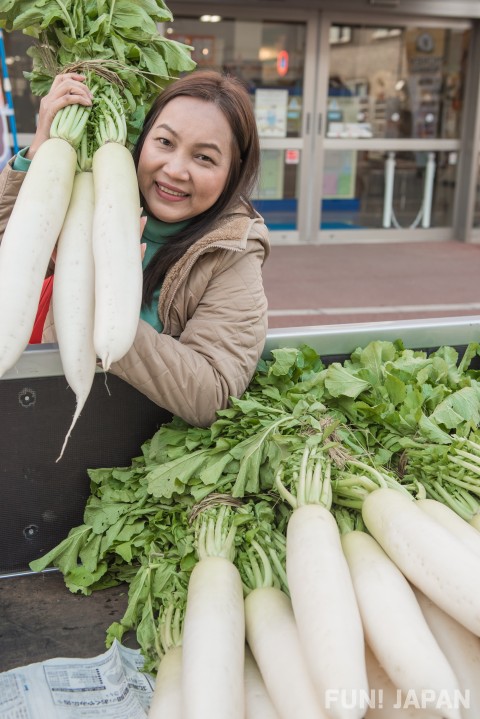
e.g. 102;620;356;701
137;96;234;223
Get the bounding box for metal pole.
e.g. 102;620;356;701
421;151;436;229
383;151;396;228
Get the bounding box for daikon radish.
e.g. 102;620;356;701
242;536;326;719
416;498;480;559
91;142;142;370
148;646;182;719
414;587;480;719
181;505;245;719
469;513;480;531
0;138;77;376
277;448;368;719
244;646;280;719
53;171;96;461
245;586;326;719
148;603;184;719
362;487;480;636
341;526;461;719
364;643;439;719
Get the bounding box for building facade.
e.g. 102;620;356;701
3;0;480;245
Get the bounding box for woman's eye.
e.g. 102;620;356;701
198;154;213;163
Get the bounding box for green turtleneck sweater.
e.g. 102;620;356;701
140;216;189;332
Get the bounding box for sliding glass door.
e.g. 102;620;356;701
313;18;471;242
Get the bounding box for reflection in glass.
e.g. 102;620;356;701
327;25;469;141
253;149;300;231
321;150;456;230
167;18;306;138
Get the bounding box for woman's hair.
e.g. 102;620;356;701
133;70;261;305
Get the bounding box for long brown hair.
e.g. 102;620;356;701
133;70;261;306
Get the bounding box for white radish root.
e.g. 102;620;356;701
0;137;77;376
53;171;96;461
91;142;142;370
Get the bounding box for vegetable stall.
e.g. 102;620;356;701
1;1;480;716
2;317;480;718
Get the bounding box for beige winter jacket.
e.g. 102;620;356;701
0;158;270;427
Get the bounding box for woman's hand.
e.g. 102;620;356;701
27;73;93;160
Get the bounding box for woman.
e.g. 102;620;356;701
0;70;270;426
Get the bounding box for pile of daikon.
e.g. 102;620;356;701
28;340;480;716
0;0;194;458
143;449;480;719
31;442;480;719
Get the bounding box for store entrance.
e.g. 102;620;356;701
315;22;470;242
166;12;471;243
3;9;474;243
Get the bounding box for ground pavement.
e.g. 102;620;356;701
262;240;480;329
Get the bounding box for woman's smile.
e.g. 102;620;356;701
155;181;190;201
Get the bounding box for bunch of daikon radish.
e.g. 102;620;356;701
147;447;480;719
0;75;142;460
0;0;195;459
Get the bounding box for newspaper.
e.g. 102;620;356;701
0;641;155;719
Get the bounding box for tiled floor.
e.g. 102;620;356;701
263;240;480;327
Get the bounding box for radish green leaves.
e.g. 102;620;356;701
0;0;196;156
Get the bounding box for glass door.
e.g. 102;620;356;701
165;13;314;243
8;7;474;243
309;17;471;242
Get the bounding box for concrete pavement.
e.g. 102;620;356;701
262;241;480;328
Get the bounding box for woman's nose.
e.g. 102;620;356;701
163;153;189;179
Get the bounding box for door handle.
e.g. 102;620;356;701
305;112;311;135
317;113;323;135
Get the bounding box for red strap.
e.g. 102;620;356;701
29;275;54;344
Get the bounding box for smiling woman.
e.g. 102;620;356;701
0;70;270;428
137;96;233;223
